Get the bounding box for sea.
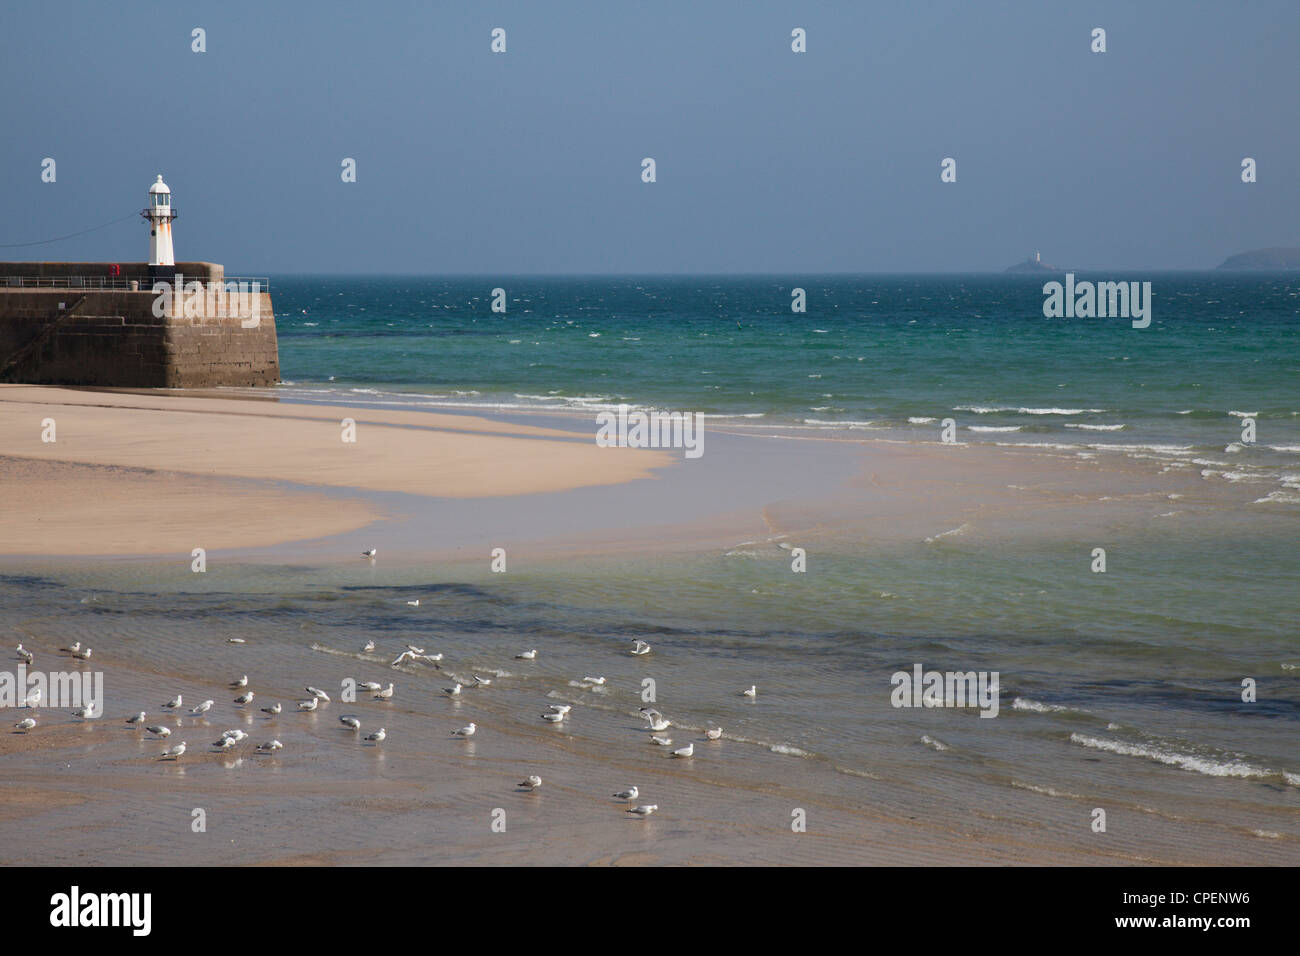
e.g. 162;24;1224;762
4;273;1296;864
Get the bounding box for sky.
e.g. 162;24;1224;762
2;0;1297;274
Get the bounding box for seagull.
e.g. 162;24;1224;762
15;644;33;663
61;642;81;654
359;681;382;692
146;725;172;737
548;704;572;715
647;717;671;732
189;700;214;716
472;674;492;686
234;692;255;705
230;676;248;688
627;804;659;816
541;712;565;723
671;743;694;758
421;653;444;663
296;698;318;711
519;775;542;791
227;638;247;645
72;647;93;660
582;676;607;686
260;702;282;715
453;722;477;737
213;736;238;750
391;650;416;666
515;649;538;660
162;695;183;710
256;740;283;753
362;640;376;653
650;735;673;746
705;727;723;740
159;741;187;759
612;786;639;801
362;548;377;559
70;705;95;718
640;707;662;720
443;683;462;697
220;729;247;741
742;685;757;698
14;717;36;731
23;689;41;707
373;683;394;700
365;728;386;742
339;715;361;730
405;644;425;655
406;600;420;607
126;711;147;724
306;686;331;701
631;641;651;656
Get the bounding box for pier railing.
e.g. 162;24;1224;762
2;275;270;291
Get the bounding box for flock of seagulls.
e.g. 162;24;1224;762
11;606;761;823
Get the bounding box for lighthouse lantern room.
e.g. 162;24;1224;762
142;174;177;276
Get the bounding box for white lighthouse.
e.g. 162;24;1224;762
143;174;176;268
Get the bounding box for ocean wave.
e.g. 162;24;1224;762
1064;423;1126;431
955;406;1106;415
1012;697;1087;715
908;416;937;424
967;425;1021;433
1069;733;1295;784
924;522;970;543
919;734;950;751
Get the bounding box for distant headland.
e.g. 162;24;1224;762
1216;247;1300;270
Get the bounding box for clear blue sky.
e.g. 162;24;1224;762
2;0;1296;273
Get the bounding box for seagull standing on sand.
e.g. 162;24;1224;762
671;743;694;758
261;703;282;715
234;692;255;705
515;649;538;660
742;685;757;698
443;683;463;697
541;712;565;723
146;725;172;737
15;645;33;663
453;722;477;738
14;717;36;732
190;700;214;716
230;676;248;688
61;642;81;655
365;728;386;742
256;740;283;753
306;686;331;701
162;695;183;710
519;775;542;791
647;717;671;732
71;647;93;660
127;711;147;724
296;698;319;711
160;742;187;759
373;683;394;700
340;715;361;730
612;786;639;801
71;705;95;718
627;805;659;816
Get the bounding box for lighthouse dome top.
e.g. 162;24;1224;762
149;174;170;195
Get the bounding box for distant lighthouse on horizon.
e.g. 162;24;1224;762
142;174;177;277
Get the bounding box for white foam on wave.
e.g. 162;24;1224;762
1013;697;1086;715
919;734;949;751
1069;733;1295;784
908;416;937;424
1064;423;1126;431
956;406;1106;415
924;522;971;543
967;425;1022;433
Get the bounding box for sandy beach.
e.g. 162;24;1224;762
0;386;1295;867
